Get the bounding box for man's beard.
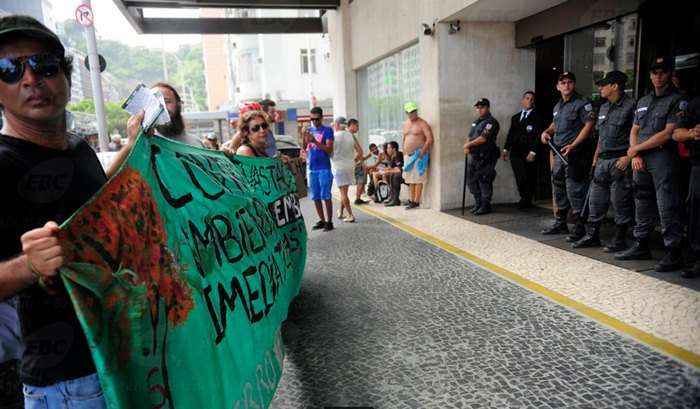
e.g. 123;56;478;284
156;109;185;138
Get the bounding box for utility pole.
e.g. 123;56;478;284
161;35;169;81
79;0;109;151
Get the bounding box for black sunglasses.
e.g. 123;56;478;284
0;53;62;85
310;116;323;122
248;122;269;132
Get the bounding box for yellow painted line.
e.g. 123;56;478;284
352;203;700;369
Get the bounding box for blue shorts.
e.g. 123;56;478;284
308;168;333;201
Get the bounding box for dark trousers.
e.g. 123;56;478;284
689;165;700;255
632;149;682;248
588;157;634;226
509;152;536;203
389;173;402;203
468;155;498;206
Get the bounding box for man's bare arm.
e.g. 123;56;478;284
106;111;145;178
420;121;434;155
633;124;677;152
0;255;35;300
673;125;700;142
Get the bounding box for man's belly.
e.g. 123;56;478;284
404;135;425;154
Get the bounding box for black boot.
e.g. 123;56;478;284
542;210;569;235
470;199;482;214
681;261;699;279
572;224;601;248
566;213;586;243
474;203;492;215
603;224;628;253
615;239;652;260
655;247;683;272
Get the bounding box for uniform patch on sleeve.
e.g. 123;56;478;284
526;125;533;132
679;100;689;111
584;103;593;112
485;123;493;130
637;106;648;112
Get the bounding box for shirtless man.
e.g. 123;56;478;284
402;102;434;209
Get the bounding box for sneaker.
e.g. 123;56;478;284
405;201;419;210
344;215;356;223
312;220;326;230
323;221;334;231
385;200;401;207
354;198;368;205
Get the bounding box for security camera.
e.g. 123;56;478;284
422;23;434;36
448;20;461;34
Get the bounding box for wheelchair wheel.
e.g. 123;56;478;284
375;180;390;203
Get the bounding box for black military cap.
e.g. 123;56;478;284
649;56;674;72
474;98;490;108
558;71;576;82
595;70;628;87
0;15;65;55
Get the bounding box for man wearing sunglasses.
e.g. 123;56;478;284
304;106;335;231
0;15;143;408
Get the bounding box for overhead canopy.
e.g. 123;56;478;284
112;0;339;34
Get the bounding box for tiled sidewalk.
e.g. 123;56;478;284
339;187;700;363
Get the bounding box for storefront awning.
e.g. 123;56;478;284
112;0;339;34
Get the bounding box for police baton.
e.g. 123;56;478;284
461;154;469;215
547;140;569;167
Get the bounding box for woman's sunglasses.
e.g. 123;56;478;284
248;122;269;132
0;53;62;85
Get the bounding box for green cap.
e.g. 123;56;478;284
404;101;418;113
0;15;65;55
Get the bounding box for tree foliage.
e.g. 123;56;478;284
68;99;130;136
59;20;208;111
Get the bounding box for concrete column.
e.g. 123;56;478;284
327;0;357;120
432;21;536;210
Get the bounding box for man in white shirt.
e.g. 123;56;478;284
331;117;360;222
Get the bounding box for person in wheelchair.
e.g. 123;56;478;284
371;141;404;206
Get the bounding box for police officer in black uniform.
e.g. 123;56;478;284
673;95;700;278
573;71;635;251
540;72;596;241
615;57;686;272
463;98;500;215
502;90;542;209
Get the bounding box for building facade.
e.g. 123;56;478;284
327;0;699;210
200;8;334;111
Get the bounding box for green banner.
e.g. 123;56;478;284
56;135;307;409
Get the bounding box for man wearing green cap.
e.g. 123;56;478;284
401;102;433;209
0;15;142;408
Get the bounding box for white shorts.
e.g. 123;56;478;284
333;168;354;187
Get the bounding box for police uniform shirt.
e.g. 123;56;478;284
468;113;500;155
633;86;684;145
680;96;700;165
596;93;636;159
552;93;595;148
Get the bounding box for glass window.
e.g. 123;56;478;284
564;14;638;98
358;43;420;150
300;49;309;74
310;49;317;74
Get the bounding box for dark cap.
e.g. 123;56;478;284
474;98;490;108
649;55;674;72
558;71;576;82
595;70;628;87
0;15;65;55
